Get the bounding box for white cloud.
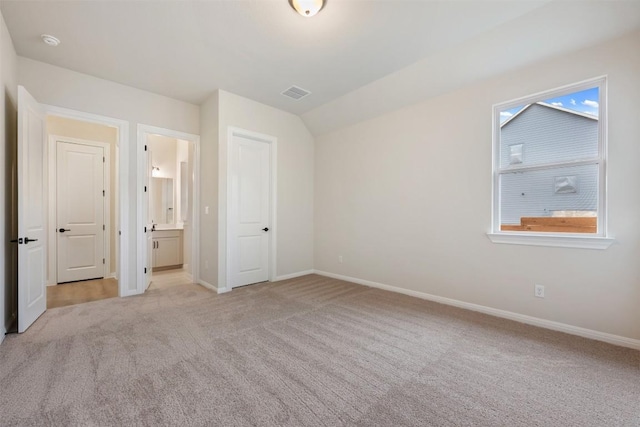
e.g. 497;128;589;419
551;102;563;106
500;111;513;118
570;99;576;106
582;99;599;108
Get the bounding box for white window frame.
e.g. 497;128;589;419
487;76;614;250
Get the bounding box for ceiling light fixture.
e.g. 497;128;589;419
41;34;60;47
289;0;324;17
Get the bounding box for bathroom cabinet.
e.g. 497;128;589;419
152;229;183;270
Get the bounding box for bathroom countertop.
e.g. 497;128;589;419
153;226;183;231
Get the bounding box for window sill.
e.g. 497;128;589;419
486;232;615;250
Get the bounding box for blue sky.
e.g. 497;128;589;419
500;87;599;123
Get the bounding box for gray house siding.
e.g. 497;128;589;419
500;104;598;225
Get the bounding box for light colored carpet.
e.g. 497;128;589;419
0;274;638;426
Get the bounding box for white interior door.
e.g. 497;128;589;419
17;86;47;333
56;141;105;283
145;148;153;288
229;134;271;288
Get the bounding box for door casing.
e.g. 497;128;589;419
43;105;130;297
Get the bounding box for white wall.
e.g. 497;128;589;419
148;134;177;180
197;90;314;288
218;90;315;286
18;57;199;294
148;134;177;225
0;10;17;341
314;31;640;341
175;139;191;268
198;92;219;286
175;138;189;224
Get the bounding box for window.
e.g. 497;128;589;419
489;77;613;249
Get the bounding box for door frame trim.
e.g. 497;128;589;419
136;124;201;295
42;105;130;297
219;127;278;293
48;136;110;285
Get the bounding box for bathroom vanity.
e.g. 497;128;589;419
152;229;183;270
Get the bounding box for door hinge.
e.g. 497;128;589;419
144;145;147;151
103;156;105;163
103;190;105;197
144;226;147;233
144;185;147;193
103;258;105;264
144;267;147;274
103;224;105;231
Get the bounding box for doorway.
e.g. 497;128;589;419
137;125;200;295
15;86;130;333
46;117;119;308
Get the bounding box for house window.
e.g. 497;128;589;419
489;77;613;249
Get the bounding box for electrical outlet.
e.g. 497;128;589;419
338;255;343;263
534;284;545;298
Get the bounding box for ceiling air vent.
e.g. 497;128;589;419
281;86;311;101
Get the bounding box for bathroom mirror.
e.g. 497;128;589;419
151;177;174;225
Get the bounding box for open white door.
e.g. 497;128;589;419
228;134;271;288
17;86;47;333
145;148;153;289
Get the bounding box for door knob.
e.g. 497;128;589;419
24;238;38;244
59;228;70;233
262;227;269;232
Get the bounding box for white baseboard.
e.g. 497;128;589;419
197;279;217;292
108;271;117;279
275;269;315;281
313;270;640;351
197;279;231;294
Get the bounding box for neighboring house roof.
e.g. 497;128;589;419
500;101;598;128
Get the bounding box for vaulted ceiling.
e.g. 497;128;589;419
2;1;640;135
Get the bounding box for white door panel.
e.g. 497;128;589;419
57;141;105;283
238;236;261;272
18;86;47;333
145;149;153;289
25;245;45;312
229;135;270;288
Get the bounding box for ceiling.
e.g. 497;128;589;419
1;0;550;114
1;1;639;135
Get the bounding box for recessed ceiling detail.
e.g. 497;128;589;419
282;86;311;101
